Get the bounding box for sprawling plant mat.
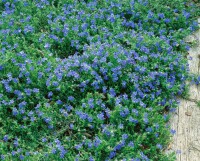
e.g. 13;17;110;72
0;0;200;160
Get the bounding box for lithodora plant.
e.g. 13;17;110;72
0;0;200;160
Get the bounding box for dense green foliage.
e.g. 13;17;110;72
0;0;199;160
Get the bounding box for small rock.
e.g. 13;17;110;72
184;35;196;43
198;18;200;24
167;144;172;150
185;111;192;116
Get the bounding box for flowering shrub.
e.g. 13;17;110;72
0;0;199;160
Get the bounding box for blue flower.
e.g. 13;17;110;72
75;143;82;150
68;96;75;101
164;18;171;23
88;98;94;108
1;155;5;160
128;141;134;147
3;135;8;142
156;144;163;149
158;13;165;19
60;149;67;159
48;91;53;98
89;156;95;161
44;43;51;49
87;116;93;122
170;129;176;135
19;155;24;160
122;134;128;140
65;105;73;112
24;25;34;34
146;127;153;133
69;123;74;129
0;65;3;71
12;107;18;116
51;148;57;154
30;117;35;122
33;88;39;93
183;10;190;19
120;108;130;117
93;136;101;147
13;139;19;147
44;117;51;124
109;151;116;159
56;100;63;105
25;152;30;156
42;137;47;142
24;88;31;96
129;117;138;124
97;112;104;120
109;88;116;97
11;151;16;156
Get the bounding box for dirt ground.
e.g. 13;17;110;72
167;18;200;161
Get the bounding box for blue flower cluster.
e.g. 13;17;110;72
0;0;199;160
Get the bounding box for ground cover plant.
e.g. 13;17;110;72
0;0;200;160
